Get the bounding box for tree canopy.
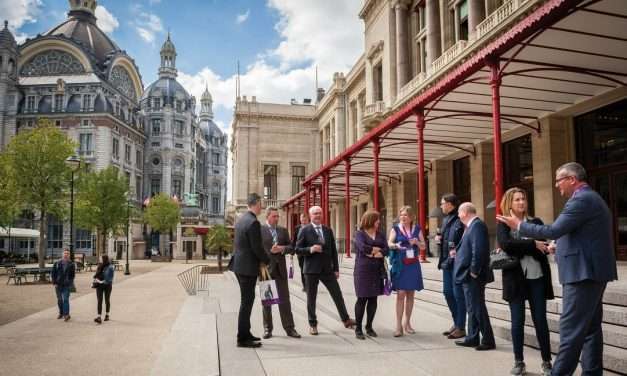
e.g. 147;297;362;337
144;193;180;233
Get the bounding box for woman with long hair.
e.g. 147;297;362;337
353;210;388;339
387;206;425;337
497;188;553;375
93;254;115;324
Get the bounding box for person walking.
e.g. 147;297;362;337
292;213;310;292
497;162;617;375
260;207;301;339
353;210;388;339
93;254;115;324
229;193;270;348
387;206;425;337
454;202;496;351
295;205;356;335
51;249;75;322
435;193;466;339
497;187;554;375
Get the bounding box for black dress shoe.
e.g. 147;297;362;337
365;327;378;337
263;331;272;339
249;335;261;342
455;340;478;347
355;329;366;340
285;329;301;338
475;343;496;351
237;340;262;348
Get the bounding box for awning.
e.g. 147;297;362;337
0;227;40;238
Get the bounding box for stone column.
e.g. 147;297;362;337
468;0;485;40
470;141;495;243
395;0;410;90
425;0;441;70
427;159;453;255
322;126;328;162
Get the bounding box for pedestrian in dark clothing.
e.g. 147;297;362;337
93;254;115;324
51;249;76;322
291;213;309;292
353;210;388;339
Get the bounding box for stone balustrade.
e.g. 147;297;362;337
476;0;527;40
431;40;468;74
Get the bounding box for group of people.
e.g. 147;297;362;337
230;162;617;376
51;249;115;325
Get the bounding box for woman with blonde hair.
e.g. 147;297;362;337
497;187;553;376
353;210;388;339
388;206;425;337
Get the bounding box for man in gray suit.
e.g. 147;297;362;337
229;193;270;348
260;207;301;339
498;162;618;375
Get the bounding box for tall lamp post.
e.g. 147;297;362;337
125;194;132;275
65;156;81;264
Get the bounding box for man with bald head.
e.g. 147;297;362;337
295;206;355;335
454;202;495;351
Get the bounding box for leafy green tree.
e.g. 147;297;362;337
4;119;76;268
143;193;180;258
0;153;21;232
74;167;130;258
204;224;233;271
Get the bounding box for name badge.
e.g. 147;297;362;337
405;249;415;259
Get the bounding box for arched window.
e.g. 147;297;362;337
21;50;85;76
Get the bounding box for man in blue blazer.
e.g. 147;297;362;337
498;162;618;375
454;202;496;351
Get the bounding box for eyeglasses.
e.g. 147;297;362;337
555;175;573;184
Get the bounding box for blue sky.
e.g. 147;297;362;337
2;0;363;149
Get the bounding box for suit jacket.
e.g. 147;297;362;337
291;224;304;248
497;219;554;302
260;224;294;279
229;211;270;277
454;217;494;284
295;223;339;275
438;209;464;270
519;186;617;284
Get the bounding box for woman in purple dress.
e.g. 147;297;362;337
353;210;389;340
387;206;425;337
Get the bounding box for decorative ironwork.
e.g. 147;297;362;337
110;66;136;100
21;50;85;76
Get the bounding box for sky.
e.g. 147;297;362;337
1;0;365;137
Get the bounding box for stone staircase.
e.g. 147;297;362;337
339;257;627;375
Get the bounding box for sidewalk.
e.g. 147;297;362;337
0;259;603;376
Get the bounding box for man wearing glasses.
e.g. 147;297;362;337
497;162;617;375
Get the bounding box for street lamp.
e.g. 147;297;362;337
65;155;81;264
125;193;132;275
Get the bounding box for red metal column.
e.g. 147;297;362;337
372;138;380;212
489;60;504;216
304;184;311;214
322;173;330;225
313;185;319;207
344;159;352;258
416;109;429;263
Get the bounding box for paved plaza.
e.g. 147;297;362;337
4;258;620;376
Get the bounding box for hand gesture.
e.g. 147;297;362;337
311;244;322;253
373;252;384;258
496;210;522;230
271;244;283;254
535;240;548;253
547;241;556;254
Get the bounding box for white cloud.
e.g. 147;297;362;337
235;9;250;25
95;5;119;34
132;11;163;43
0;0;42;42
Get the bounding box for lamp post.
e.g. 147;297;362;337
125;194;132;275
65;156;81;264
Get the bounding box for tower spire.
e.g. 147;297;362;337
159;32;177;78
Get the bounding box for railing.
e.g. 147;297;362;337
262;199;283;208
398;72;427;101
364;101;386;117
431;39;468;73
476;0;527;40
177;265;213;295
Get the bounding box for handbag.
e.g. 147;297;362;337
382;259;392;296
489;248;519;270
258;266;281;307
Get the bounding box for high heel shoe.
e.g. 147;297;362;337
393;328;403;337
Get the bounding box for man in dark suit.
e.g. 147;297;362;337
260;207;301;339
229;193;270;348
295;205;355;335
291;213;309;292
498;162;618;375
454;202;495;351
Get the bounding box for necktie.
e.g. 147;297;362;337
315;226;324;243
270;227;278;244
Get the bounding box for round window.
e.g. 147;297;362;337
174;159;183;167
152;157;160;166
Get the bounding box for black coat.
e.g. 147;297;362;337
295;223;338;275
51;260;75;287
229;211;270;277
438;210;464;270
496;218;555;302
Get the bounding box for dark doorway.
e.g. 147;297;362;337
575;99;627;261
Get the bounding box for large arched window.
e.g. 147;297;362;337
21;50;85;76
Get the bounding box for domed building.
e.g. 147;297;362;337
0;1;145;259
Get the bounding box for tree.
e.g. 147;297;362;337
143;193;180;258
74;167;129;258
0;153;22;257
4;119;76;268
204;224;233;271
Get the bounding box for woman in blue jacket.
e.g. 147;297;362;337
93;254;115;324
